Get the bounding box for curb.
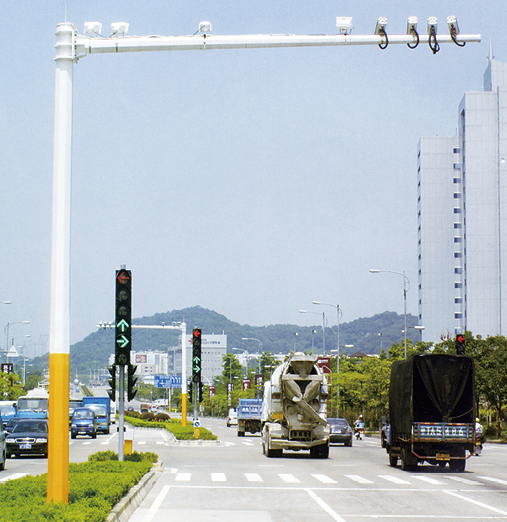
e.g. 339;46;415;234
106;462;163;522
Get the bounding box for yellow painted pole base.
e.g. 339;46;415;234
47;352;70;504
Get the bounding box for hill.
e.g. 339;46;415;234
31;307;418;377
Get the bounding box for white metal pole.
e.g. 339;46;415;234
48;21;74;504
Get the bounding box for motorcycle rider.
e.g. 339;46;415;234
354;415;365;440
475;418;483;455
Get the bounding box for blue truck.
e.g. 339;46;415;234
237;398;263;437
82;396;111;434
16;388;49;419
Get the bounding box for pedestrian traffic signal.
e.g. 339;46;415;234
192;328;202;384
127;364;138;401
107;365;116;402
456;334;465;355
115;268;132;366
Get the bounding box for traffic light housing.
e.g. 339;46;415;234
456;334;465;355
107;365;116;402
115;268;132;366
127;364;138;402
188;379;193;403
192;328;202;384
199;382;203;403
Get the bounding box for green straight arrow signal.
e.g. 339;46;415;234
116;335;129;348
117;319;130;332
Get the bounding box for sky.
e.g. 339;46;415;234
1;1;506;357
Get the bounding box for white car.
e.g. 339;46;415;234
227;409;237;427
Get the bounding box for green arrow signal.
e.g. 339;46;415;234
116;335;129;348
117;319;130;332
193;356;200;364
193;365;200;372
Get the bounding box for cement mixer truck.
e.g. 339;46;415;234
261;353;330;458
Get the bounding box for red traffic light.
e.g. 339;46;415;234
457;334;465;343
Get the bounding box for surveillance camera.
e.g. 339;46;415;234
336;17;354;35
111;22;129;36
374;17;388;35
198;21;212;33
427;17;438;34
406;16;418;35
447;15;459;35
84;22;102;36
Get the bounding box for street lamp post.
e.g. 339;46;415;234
313;302;342;371
241;338;263;374
299;310;326;354
369;269;410;358
4;321;30;363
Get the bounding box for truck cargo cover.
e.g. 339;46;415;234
389;354;474;435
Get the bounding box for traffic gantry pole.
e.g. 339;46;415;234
51;17;480;503
48;22;74;504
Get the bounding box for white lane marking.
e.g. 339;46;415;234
137;441;146;445
156;441;164;445
278;473;300;483
305;488;347;522
378;474;411;485
142;484;171;522
100;441;110;445
445;490;507;515
82;441;92;445
175;473;191;481
242;441;254;446
410;475;446;485
479;476;507;486
245;473;263;482
345;474;374;484
0;473;29;482
211;473;227;482
312;474;337;484
447;476;483;486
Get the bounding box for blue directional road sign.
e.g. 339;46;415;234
154;375;182;388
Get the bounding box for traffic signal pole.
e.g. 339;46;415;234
51;18;480;504
118;365;125;460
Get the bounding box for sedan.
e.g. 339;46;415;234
328;417;353;446
6;419;48;458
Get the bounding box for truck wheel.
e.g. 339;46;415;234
238;431;245;437
450;459;466;472
401;446;412;471
320;443;329;459
389;455;398;467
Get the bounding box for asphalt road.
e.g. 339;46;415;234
1;417;507;521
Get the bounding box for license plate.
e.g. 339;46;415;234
436;453;449;461
20;444;32;450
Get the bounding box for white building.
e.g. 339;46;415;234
167;333;227;383
418;56;507;342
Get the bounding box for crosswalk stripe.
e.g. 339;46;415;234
410;475;446;485
378;475;411;485
0;473;29;482
175;473;191;481
211;473;227;482
242;442;254;446
245;473;263;482
345;474;374;484
279;473;300;483
447;476;483;486
138;441;146;445
479;476;507;486
312;474;337;484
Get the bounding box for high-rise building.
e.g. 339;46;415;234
418;57;507;343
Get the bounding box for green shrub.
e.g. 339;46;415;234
155;412;170;422
140;412;155;421
0;452;157;521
